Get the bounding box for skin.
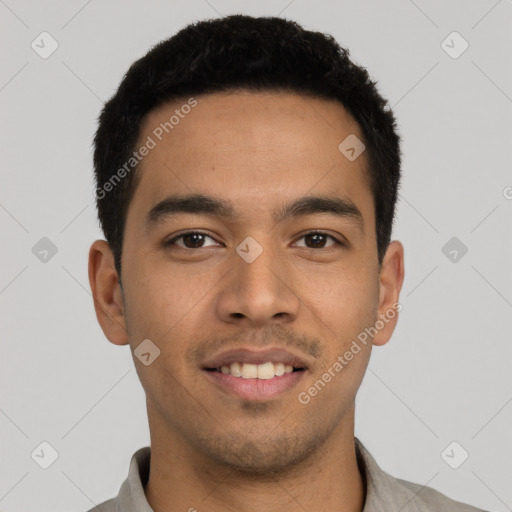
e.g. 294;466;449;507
89;90;404;512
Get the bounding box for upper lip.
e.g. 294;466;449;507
201;348;309;370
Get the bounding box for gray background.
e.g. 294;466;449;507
1;1;511;511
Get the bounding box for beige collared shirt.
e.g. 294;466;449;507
86;437;487;512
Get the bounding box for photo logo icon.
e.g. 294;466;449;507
31;441;59;469
236;236;264;263
31;31;59;59
441;441;469;469
338;134;365;161
441;31;469;59
134;339;161;366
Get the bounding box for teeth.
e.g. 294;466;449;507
230;362;242;377
218;362;299;379
241;363;258;379
274;362;285;376
257;362;275;380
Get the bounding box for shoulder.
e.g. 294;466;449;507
396;476;489;512
85;497;117;512
354;437;489;512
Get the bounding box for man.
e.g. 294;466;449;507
87;14;487;512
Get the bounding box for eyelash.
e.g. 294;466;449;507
164;230;344;251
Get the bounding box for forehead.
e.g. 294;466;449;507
127;90;373;229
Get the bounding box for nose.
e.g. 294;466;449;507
215;241;300;327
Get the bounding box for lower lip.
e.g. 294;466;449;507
204;370;306;401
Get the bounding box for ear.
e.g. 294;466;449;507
372;240;405;347
88;239;129;345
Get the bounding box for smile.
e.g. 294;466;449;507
208;361;303;379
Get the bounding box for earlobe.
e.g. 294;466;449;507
372;240;405;347
88;240;129;346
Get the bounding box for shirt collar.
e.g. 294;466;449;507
354;437;421;511
113;437;435;512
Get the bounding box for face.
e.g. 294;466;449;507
89;90;404;474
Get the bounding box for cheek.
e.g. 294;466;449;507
124;257;208;337
123;270;198;404
299;263;379;337
122;261;217;383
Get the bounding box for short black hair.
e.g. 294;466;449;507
93;14;401;277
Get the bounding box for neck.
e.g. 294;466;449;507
144;403;365;512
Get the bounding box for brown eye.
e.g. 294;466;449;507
294;231;342;249
165;232;219;249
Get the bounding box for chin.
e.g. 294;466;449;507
194;427;327;477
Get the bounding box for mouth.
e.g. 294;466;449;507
205;361;305;379
201;348;309;401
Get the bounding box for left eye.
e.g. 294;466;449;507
164;231;342;250
293;231;341;249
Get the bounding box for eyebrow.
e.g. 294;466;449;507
145;193;364;232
